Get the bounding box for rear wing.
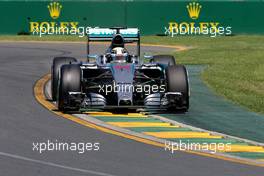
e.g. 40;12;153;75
87;27;140;57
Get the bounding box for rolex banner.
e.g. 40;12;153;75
0;1;263;35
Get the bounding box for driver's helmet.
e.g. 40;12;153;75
110;47;128;63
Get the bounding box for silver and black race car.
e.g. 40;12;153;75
51;27;189;112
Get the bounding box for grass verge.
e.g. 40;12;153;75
1;35;263;114
142;35;264;114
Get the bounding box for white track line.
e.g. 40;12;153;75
0;151;117;176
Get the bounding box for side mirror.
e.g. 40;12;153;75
87;54;98;59
87;54;98;62
143;54;153;63
144;55;153;60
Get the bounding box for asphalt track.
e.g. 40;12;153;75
0;42;264;176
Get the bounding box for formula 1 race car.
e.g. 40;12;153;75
51;27;189;112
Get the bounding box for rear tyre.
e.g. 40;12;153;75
166;65;189;111
153;55;176;66
51;57;77;101
58;64;81;111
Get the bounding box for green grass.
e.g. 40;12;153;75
142;35;264;114
1;35;263;114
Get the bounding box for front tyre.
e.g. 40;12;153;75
51;57;77;101
166;65;189;111
58;64;81;111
